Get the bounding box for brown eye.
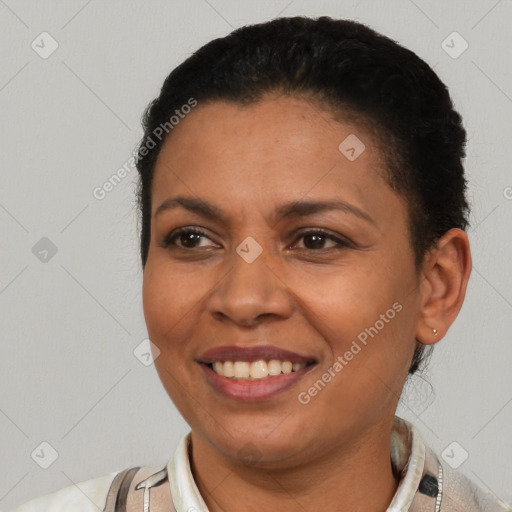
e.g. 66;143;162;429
162;228;216;249
293;230;351;250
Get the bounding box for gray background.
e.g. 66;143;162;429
1;0;511;509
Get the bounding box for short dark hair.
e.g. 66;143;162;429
135;16;469;375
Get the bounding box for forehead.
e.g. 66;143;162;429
151;96;397;221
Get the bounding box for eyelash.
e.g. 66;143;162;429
161;227;352;251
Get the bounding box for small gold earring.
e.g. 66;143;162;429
433;328;438;336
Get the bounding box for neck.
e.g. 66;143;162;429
188;417;400;512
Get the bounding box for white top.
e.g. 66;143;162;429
10;416;511;512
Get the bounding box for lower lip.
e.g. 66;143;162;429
199;363;316;402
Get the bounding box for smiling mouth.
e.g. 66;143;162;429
203;359;316;381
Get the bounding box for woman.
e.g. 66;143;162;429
12;15;511;512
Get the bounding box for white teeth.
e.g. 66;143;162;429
213;361;224;376
210;360;307;379
250;360;269;379
282;361;292;374
268;359;282;376
234;361;250;379
223;361;234;378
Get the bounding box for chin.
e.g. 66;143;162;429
209;420;313;464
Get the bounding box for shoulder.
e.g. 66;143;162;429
440;462;512;512
10;471;119;512
10;466;173;512
403;419;511;512
416;439;511;512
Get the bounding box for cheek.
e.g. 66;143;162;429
142;263;196;350
297;263;401;338
142;265;206;411
304;261;417;380
142;260;224;362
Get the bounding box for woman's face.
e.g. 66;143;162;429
143;95;424;467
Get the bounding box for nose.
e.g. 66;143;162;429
207;248;293;327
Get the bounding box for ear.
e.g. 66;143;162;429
415;228;472;345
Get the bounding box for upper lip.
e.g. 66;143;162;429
197;345;317;364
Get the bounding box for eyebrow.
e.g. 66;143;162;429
154;196;375;225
